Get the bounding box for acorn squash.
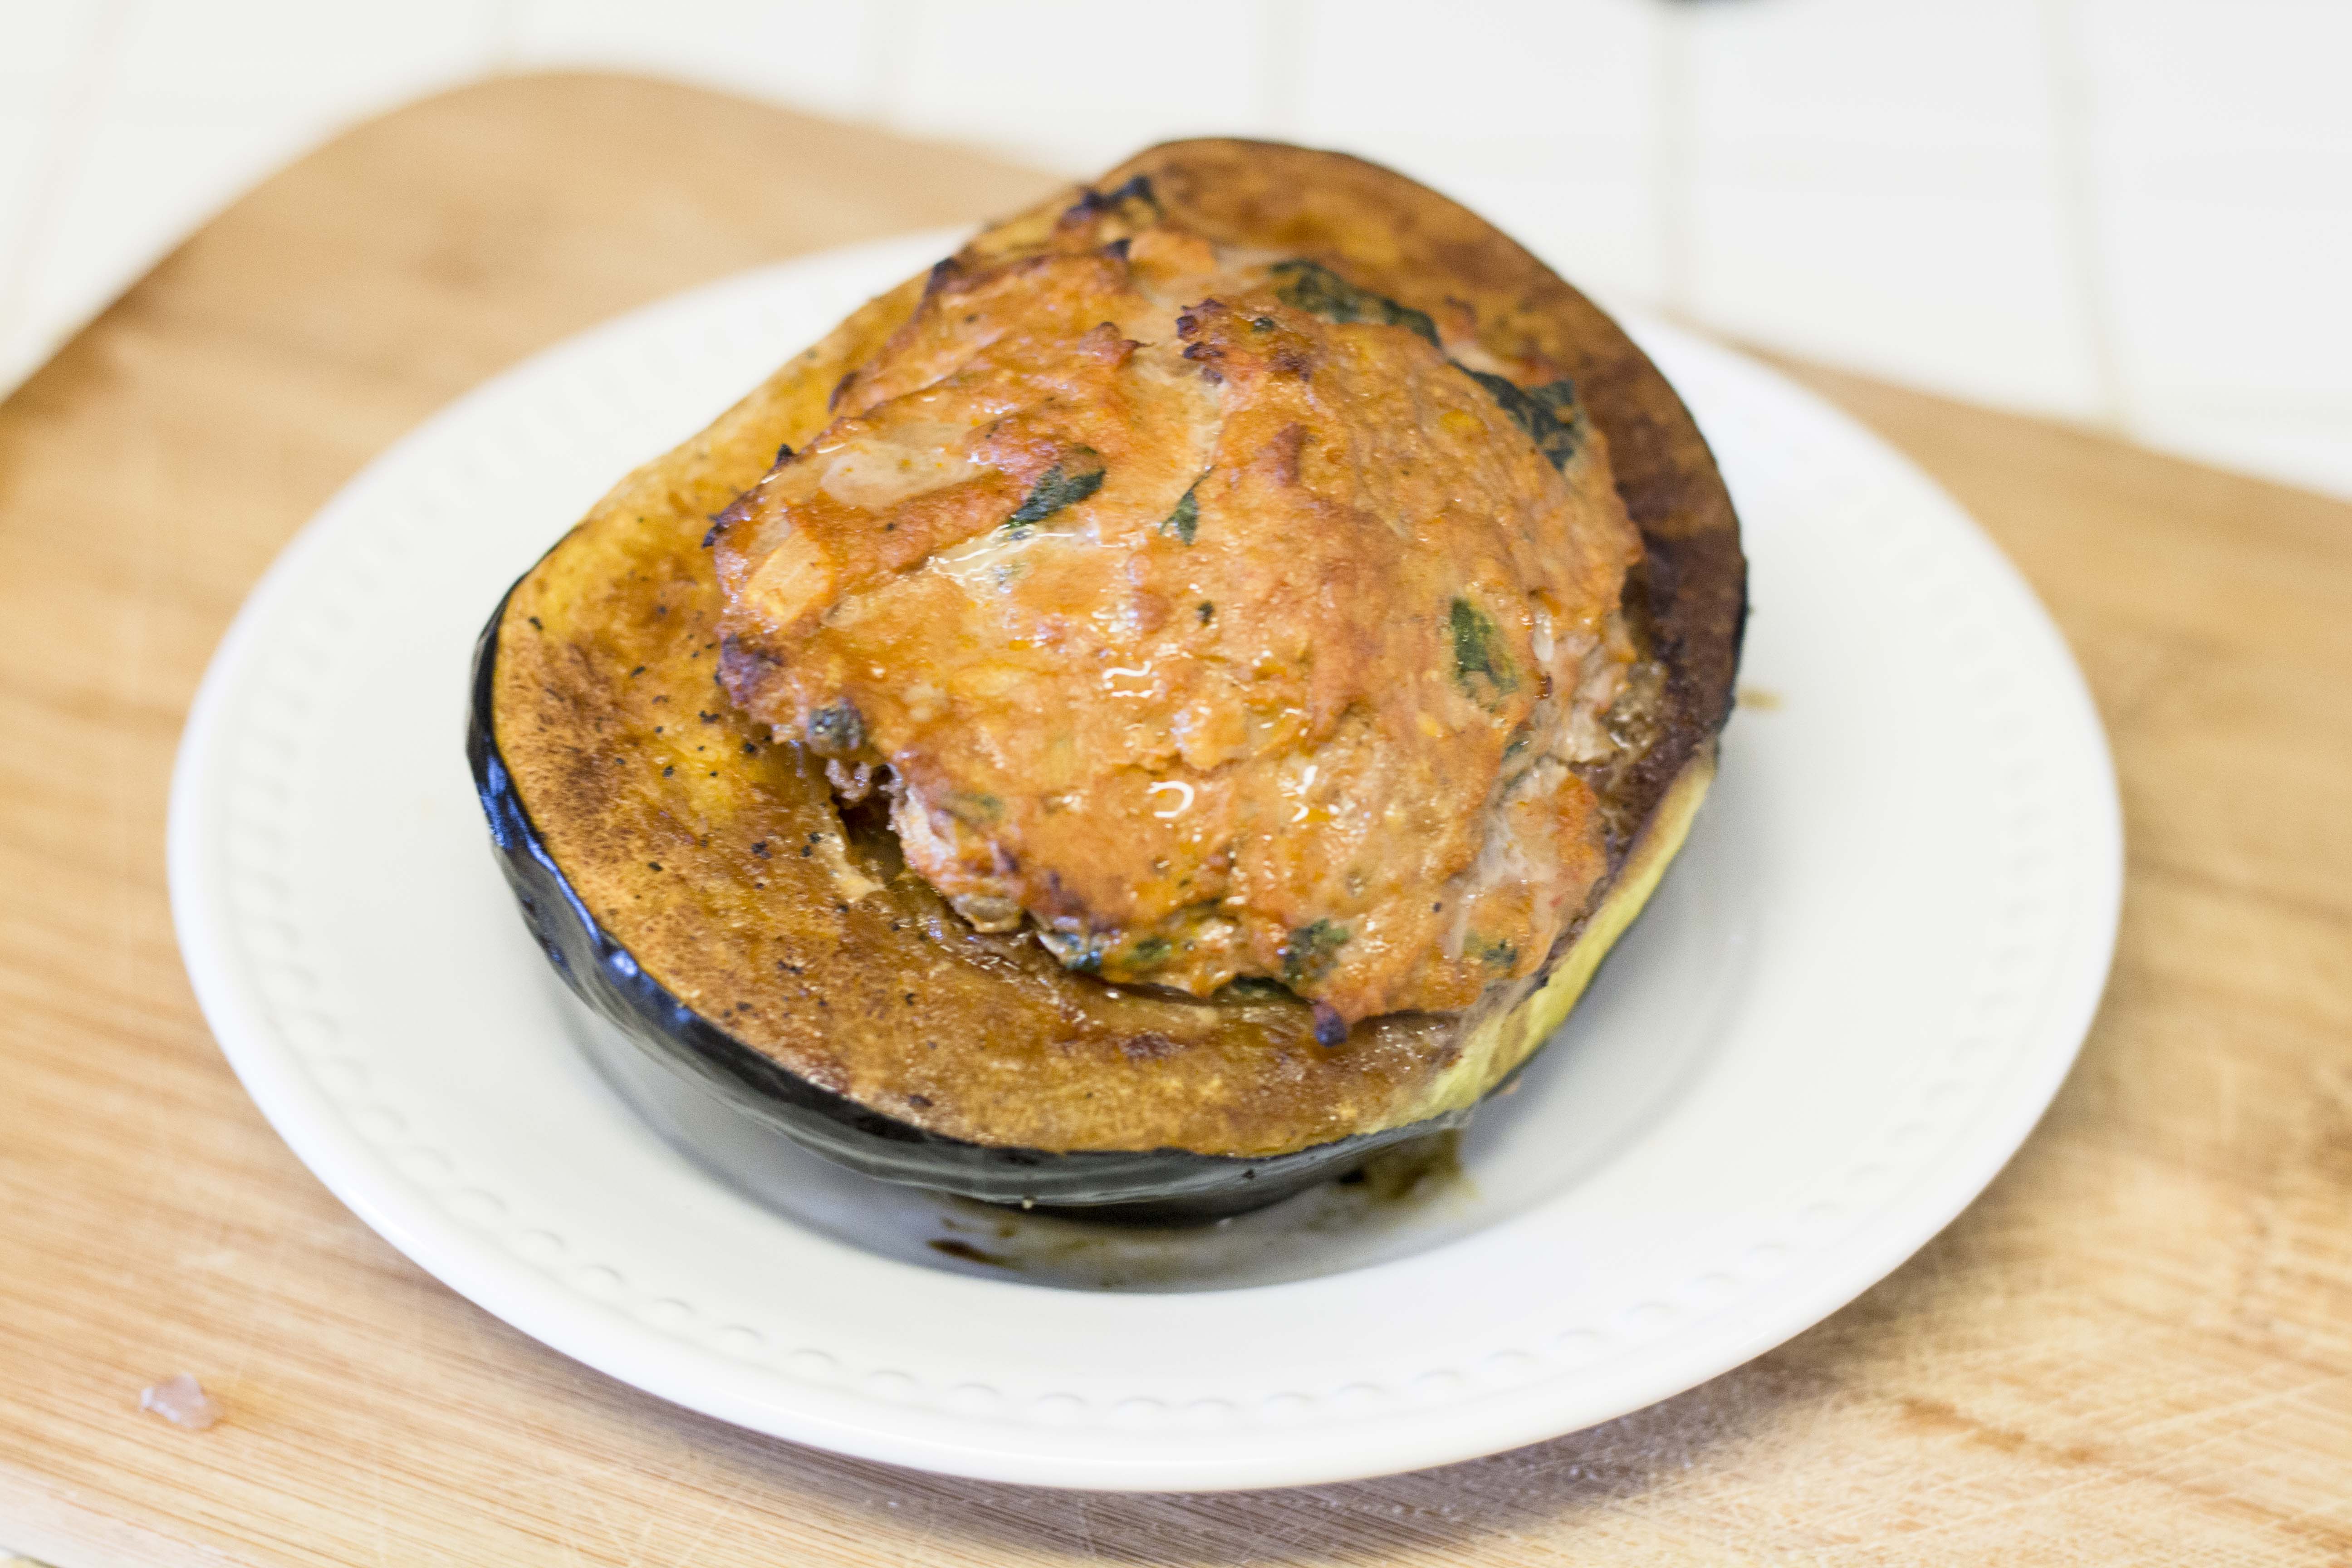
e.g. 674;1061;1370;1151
468;140;1745;1221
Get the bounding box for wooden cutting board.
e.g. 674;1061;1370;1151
2;74;2347;1567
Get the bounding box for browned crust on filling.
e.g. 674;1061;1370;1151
704;203;1649;1024
490;140;1744;1156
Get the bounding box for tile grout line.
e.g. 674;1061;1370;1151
2039;0;2130;437
1652;1;1693;323
0;0;137;377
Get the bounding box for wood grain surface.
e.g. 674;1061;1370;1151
2;74;2348;1567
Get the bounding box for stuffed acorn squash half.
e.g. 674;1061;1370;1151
470;140;1746;1222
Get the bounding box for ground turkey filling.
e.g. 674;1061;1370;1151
712;186;1655;1030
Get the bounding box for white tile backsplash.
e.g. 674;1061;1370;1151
2075;0;2352;155
1677;0;2102;417
1289;0;1666;299
0;113;48;245
0;0;2345;501
1682;0;2058;152
1293;0;1662;146
0;0;109;99
2073;0;2352;447
882;0;1285;175
111;0;495;115
2098;195;2352;408
1688;169;2104;419
506;0;883;119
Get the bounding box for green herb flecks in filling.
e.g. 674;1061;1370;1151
1004;448;1106;532
1449;598;1518;706
1161;478;1202;544
943;790;1003;826
1470;934;1519;970
1269;260;1439;348
1452;366;1582;471
1281;919;1351;986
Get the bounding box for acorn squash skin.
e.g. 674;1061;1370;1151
471;140;1746;1220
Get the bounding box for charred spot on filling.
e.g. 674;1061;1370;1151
1061;173;1162;227
708;205;1655;1025
806;701;864;756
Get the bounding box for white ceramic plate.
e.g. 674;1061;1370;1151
170;232;2120;1491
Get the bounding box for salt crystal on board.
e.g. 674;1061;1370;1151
138;1373;220;1431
